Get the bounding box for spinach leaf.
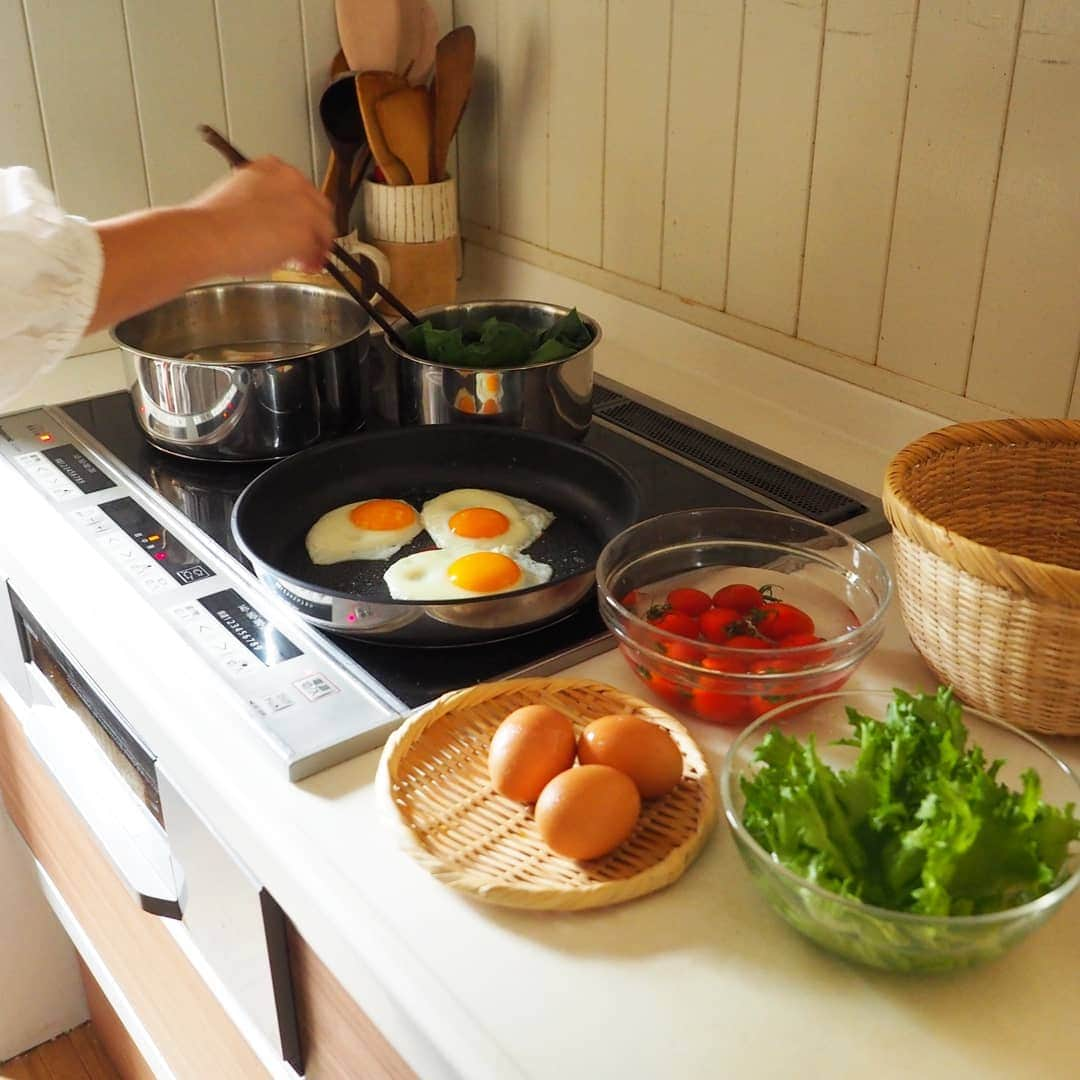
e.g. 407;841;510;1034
400;308;592;368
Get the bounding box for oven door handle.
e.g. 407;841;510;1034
17;694;182;919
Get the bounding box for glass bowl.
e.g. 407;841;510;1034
595;508;892;727
720;689;1080;973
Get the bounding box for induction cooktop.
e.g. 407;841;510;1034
0;376;886;778
57;378;884;707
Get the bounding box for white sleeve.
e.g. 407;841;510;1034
0;167;105;407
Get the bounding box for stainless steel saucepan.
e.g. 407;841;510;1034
371;300;600;441
113;281;370;462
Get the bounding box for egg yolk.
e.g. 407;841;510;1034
454;390;477;414
480;398;500;415
448;551;522;593
448;507;511;539
349;499;417;531
483;373;500;395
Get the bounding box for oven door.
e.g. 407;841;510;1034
2;583;181;918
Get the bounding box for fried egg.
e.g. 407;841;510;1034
383;548;552;600
421;488;554;554
305;498;422;565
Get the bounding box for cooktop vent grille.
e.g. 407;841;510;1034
592;386;865;524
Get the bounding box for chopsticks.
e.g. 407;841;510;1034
197;125;420;349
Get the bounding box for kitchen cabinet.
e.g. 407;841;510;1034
0;692;414;1078
0;693;269;1079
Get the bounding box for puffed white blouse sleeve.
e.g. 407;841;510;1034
0;167;104;406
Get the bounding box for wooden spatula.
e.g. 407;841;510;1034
336;0;401;73
376;86;433;185
431;26;475;182
356;71;412;186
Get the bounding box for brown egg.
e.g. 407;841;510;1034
488;705;576;803
577;714;684;799
535;764;641;860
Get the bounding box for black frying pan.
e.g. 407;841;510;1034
232;425;641;644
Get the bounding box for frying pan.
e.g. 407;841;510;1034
232;426;641;644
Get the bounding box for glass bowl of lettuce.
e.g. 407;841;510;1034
720;687;1080;973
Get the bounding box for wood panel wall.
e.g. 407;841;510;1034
3;2;1077;420
454;0;1080;422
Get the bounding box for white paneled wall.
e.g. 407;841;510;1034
458;0;1080;421
0;0;456;214
0;0;346;221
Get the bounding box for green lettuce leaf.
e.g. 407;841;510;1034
741;687;1080;916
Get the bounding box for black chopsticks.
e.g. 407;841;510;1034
198;125;420;350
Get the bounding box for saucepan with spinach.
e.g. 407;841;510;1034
374;300;601;441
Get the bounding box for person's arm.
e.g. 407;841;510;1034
87;156;334;334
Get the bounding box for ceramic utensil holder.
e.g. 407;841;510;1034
270;231;391;300
362;175;459;313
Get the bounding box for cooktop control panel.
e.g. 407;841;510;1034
0;409;401;779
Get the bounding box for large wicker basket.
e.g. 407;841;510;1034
882;418;1080;736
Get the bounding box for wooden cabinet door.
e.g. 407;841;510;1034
0;695;269;1080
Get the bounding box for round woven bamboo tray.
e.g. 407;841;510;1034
883;418;1080;736
376;678;716;910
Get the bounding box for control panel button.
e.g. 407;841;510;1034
262;692;295;713
294;674;339;702
222;654;253;676
171;603;202;622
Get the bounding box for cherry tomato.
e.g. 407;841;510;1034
665;587;712;617
650;610;700;639
701;653;744;675
748;655;802;694
776;632;831;665
711;583;768;613
699;606;743;644
725;634;772;651
756;602;815;641
748;694;792;720
661;640;705;664
749;657;801;676
691;688;751;726
620;589;641;609
647;673;687;705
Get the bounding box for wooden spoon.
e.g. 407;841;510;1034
398;0;439;86
375;86;432;185
356;71;412;185
431;26;475;181
335;0;401;73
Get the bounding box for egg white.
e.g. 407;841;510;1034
383;548;553;600
305;500;422;565
421;488;554;554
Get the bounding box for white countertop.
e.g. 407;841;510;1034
3;248;1078;1079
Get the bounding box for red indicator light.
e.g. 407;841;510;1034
154;552;167;561
36;433;53;442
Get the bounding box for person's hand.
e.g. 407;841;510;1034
190;156;334;275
